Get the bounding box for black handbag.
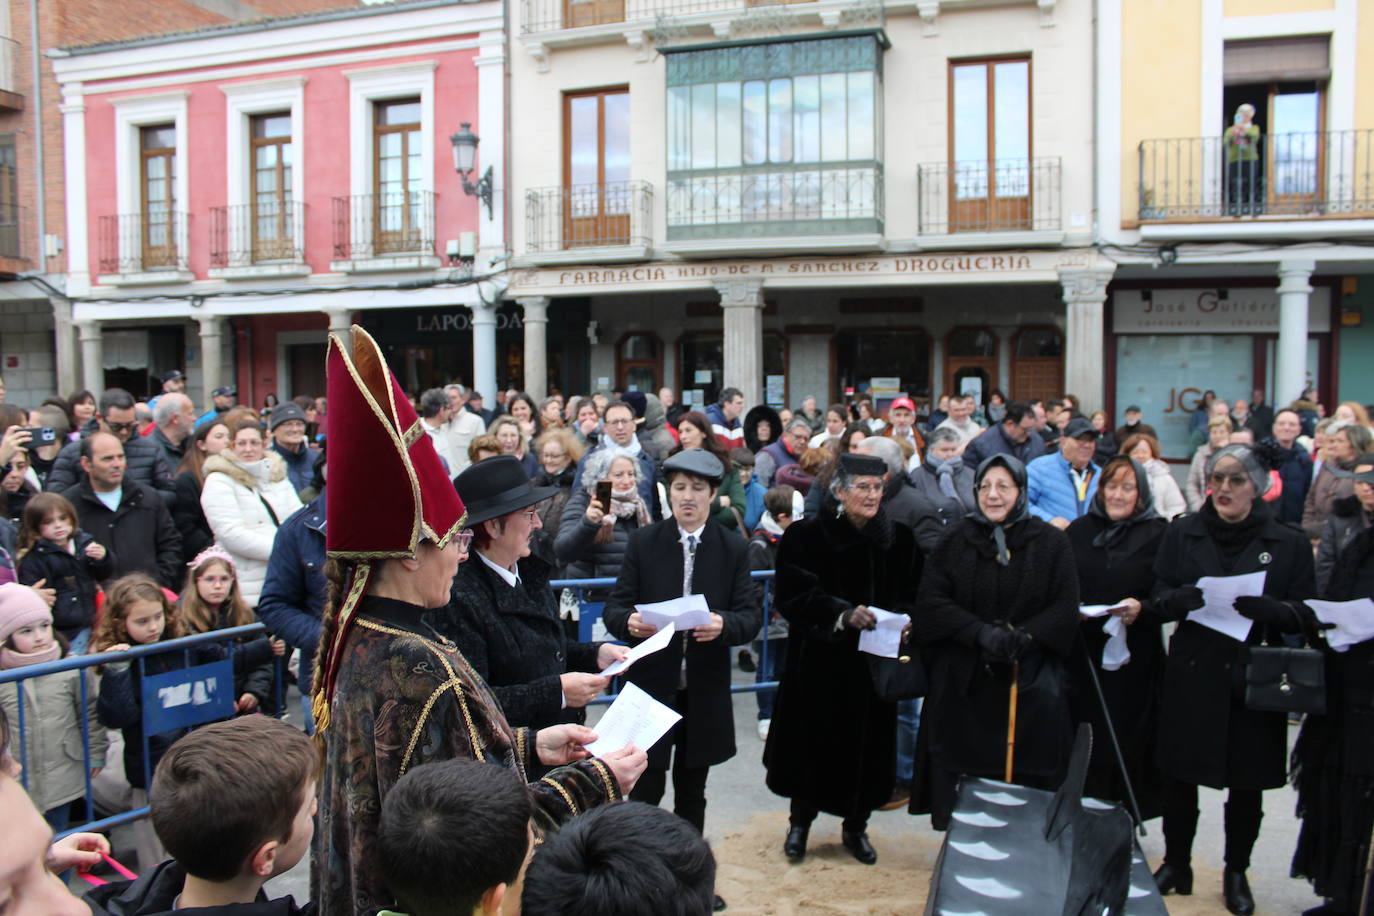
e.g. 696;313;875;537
1244;643;1325;715
866;651;927;702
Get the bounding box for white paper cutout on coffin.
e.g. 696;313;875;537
972;790;1028;806
954;875;1024;898
949;840;1012;861
950;811;1009;828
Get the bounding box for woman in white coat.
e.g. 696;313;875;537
1122;432;1187;520
200;419;302;607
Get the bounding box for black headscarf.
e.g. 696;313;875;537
969;453;1029;566
1087;455;1160;554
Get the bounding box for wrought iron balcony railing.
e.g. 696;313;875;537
1139;130;1374;221
97;211;189;275
666;165;882;241
917;157;1061;235
525;181;653;252
210;200;305;267
0;203;22;262
331;191;436;261
523;0;816;33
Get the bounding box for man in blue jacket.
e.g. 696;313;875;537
1026;416;1100;529
256;489;326;732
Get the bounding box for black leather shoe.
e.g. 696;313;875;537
1152;862;1193;895
841;830;877;865
783;825;808;862
713;894;726;911
1223;867;1254;915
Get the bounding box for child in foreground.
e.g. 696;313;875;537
84;715;317;915
16;491;111;654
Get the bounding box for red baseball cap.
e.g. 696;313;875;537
890;396;916;412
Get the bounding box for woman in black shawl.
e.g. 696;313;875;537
1065;455;1169;821
910;454;1080;829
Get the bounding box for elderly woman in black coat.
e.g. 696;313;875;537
1292;461;1374;916
1150;443;1316;916
763;453;921;866
1064;455;1169;822
910;453;1080;830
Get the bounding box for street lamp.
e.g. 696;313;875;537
450;122;493;220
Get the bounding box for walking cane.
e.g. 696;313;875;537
1359;815;1374;916
1004;660;1019;782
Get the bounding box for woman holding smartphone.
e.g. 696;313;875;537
554;450;651;585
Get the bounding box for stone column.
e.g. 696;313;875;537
519;296;549;400
1275;259;1315;409
76;320;102;395
716;278;764;407
50;296;77;396
471;301;498;401
1059;266;1115;411
196;316;224;409
323;308;354;342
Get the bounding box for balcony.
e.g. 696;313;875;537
209;201;308;280
331;191;440;272
523;0;818;34
916;157;1063;246
664;164;883;256
1138;130;1374;240
97;211;191;285
523;181;653;264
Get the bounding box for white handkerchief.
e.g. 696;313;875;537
1080;604;1126;619
1306;598;1374;653
857;607;909;659
1101;615;1131;671
1192;572;1266;642
585;683;682;756
636;594;713;630
601;623;676;677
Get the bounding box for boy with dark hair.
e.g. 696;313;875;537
85;716;317;915
377;759;534;916
522;801;716;916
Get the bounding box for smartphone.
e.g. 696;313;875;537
596;480;614;509
20;426;57;447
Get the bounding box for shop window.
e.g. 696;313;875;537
617;332;661;393
677;332;785;408
1011;327;1063;404
835;329;931;403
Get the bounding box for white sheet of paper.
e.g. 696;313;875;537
585;682;682;757
857;607;908;658
637;594;713;630
1192;572;1267;642
1306;598;1374;653
601;623;676;677
1101;616;1131;671
1080;604;1126;618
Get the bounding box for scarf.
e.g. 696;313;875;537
758;510;784;538
0;642;61;670
1199;498;1271;568
1087;457;1160;555
604;435;643;460
597;489;649;543
925;455;963;501
968;454;1030;566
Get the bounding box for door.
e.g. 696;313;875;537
140;125;178;269
373;99;423;254
617;333;661;393
251;113;294;262
949;58;1031;232
1268;85;1324;213
286;344;327;401
945;327;997;404
1011;327;1063;403
564;89;631;247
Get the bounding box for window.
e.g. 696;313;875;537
251;113;293;261
836;329;930;401
0;134;16;259
616;333;660;393
140;124;177;269
563;0;623;28
373;98;423;253
949;57;1030;231
678;332;785;406
665;35;884;238
564;89;631;246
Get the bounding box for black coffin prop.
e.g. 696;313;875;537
924;725;1168;916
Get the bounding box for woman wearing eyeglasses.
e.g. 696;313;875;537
1149;444;1315;915
910;453;1080;830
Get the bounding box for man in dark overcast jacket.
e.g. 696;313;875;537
44;388;176;508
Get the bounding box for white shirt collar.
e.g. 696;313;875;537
476;550;520;588
678;523;705;544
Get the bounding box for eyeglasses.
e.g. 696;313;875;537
519;507;539;521
455;530;474;552
542;451;566;460
1209;472;1251;489
977;482;1018;495
848;482;883;494
106;422;139;434
604;417;633;427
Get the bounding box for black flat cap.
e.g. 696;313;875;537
662;449;724;485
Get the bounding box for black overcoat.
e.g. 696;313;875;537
762;508;921;817
602;517;759;770
1150;510;1316;789
431;552;601;730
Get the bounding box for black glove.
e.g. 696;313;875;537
1233;595;1298;629
976;624;1032;663
1159;586;1205;620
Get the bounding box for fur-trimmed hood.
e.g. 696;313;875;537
203;451;288;490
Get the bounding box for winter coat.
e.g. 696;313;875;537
256;493;326;696
1271;440;1313;526
878;475;949;556
641;394;677;461
531;465;577;545
63;480;182;589
200;452;303;606
192;606;279;712
711;466;747;531
1316;494;1370;595
147;428;184;482
270;440;319;496
1;664;108;812
172;470;213;565
755;439;798;488
763;508;920;817
96;647;202;790
85;859;315;916
1142;458;1187;520
1305;460;1356;540
1026;451;1100;523
554;486;644;582
569;445;659;517
706;402;746;451
908;459;976;525
1151;505;1316;789
16;532;113;638
602;518;759;770
1185;443;1217;511
45;434;176;509
0;517;14;584
431;552;601;730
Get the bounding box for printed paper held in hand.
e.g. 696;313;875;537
1306;598;1374;653
585;683;682;757
1192;572;1267;642
601;623;676;677
637;594;713;630
1079;604;1126;618
858;607;909;659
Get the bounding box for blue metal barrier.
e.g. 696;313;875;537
0;624;284;838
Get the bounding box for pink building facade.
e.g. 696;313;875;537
52;1;510;407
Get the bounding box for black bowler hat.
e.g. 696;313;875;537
454;455;559;526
